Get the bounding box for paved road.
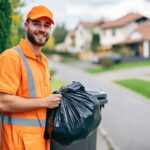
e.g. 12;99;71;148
49;61;150;150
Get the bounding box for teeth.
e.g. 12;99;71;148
37;35;44;37
36;35;46;39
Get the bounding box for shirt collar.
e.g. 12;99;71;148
19;39;47;62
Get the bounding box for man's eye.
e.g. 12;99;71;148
33;22;41;26
44;24;51;29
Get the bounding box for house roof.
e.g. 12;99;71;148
136;22;150;40
80;20;104;28
75;20;104;30
100;12;145;29
123;38;143;44
124;22;150;44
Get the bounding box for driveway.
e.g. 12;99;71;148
49;61;150;150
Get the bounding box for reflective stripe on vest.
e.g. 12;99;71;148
1;46;45;128
1;115;45;127
15;46;37;98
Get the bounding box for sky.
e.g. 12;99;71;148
22;0;150;30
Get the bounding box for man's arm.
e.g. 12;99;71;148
0;92;61;112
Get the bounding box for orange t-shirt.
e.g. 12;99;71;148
0;39;51;150
0;38;50;98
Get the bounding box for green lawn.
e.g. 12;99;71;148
115;79;150;99
86;60;150;74
44;53;79;64
86;65;110;73
51;78;67;92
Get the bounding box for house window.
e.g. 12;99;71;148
112;29;116;36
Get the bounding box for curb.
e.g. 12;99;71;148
99;126;120;150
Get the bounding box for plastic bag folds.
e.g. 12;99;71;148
44;81;101;145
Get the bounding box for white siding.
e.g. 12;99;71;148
100;22;138;46
143;41;150;58
64;25;93;53
75;26;92;51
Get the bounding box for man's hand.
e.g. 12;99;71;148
44;94;62;109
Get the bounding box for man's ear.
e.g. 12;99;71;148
24;22;28;31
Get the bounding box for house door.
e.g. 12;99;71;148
130;44;140;57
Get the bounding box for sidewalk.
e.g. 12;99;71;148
96;126;119;150
96;128;110;150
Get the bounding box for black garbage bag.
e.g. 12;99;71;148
44;81;101;145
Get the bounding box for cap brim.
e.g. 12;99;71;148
28;15;54;24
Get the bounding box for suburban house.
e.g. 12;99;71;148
99;12;149;50
123;22;150;58
56;12;150;58
64;20;104;53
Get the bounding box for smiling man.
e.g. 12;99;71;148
0;5;62;150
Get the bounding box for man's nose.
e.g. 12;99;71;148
39;25;46;32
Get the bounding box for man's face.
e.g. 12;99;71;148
25;17;52;46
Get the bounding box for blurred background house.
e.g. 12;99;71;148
56;21;104;54
99;13;148;47
123;22;150;58
55;12;150;60
99;12;150;58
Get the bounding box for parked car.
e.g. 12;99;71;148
91;55;101;64
102;53;122;64
91;53;122;64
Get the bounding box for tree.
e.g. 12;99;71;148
0;0;12;52
0;0;24;53
53;24;68;44
10;0;24;46
91;33;100;52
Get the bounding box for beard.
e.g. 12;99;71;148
26;28;49;46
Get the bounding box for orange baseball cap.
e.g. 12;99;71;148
26;5;54;24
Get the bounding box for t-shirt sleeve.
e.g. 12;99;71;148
0;51;21;95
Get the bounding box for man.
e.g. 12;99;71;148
0;5;62;150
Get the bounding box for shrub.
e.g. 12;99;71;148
101;57;114;68
119;47;132;56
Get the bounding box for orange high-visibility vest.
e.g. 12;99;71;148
0;40;50;150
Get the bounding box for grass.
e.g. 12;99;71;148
86;65;111;73
86;60;150;74
44;52;79;64
115;79;150;99
60;56;79;64
51;78;67;92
